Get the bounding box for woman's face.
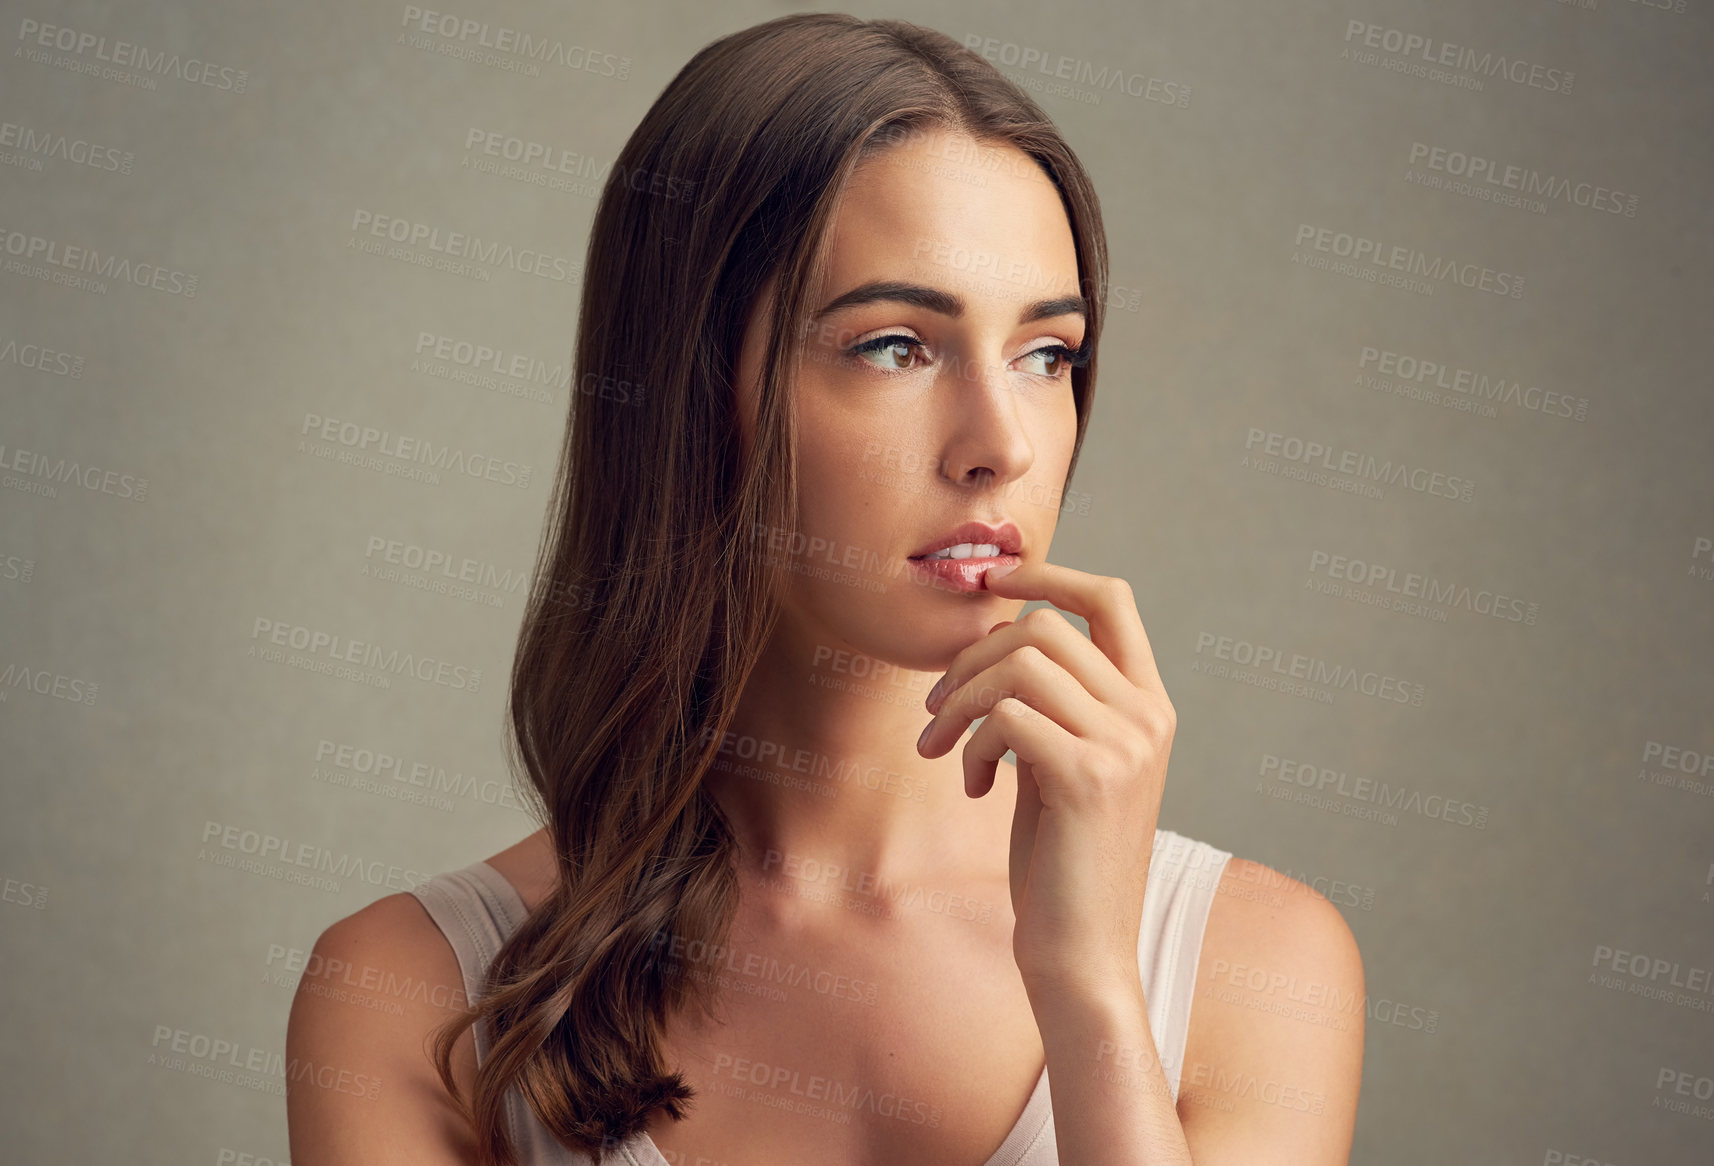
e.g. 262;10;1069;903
737;126;1086;673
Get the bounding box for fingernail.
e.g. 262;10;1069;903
925;676;944;712
916;720;933;753
985;563;1019;582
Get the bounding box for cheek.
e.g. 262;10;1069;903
1054;388;1079;445
793;420;918;595
797;415;875;531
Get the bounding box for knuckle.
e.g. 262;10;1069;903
1013;642;1049;671
1119;686;1149;717
1124;736;1153;773
1131;693;1172;736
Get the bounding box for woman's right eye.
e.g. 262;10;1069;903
849;334;926;372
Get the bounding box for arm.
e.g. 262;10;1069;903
1175;860;1365;1163
1028;967;1195;1166
918;563;1362;1162
285;893;483;1165
1028;861;1363;1165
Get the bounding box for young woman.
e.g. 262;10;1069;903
287;14;1364;1165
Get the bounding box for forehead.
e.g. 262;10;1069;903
817;129;1080;308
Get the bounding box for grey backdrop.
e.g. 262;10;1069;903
3;1;1712;1163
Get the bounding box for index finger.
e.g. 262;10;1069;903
980;560;1164;695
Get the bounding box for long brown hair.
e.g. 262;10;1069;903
430;13;1110;1162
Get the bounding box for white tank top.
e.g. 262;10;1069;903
412;826;1232;1165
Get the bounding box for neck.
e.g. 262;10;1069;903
701;617;1009;895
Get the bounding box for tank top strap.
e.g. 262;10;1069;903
412;863;613;1164
1137;826;1232;1102
410;861;528;1052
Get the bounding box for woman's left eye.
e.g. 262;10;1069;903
1019;344;1078;378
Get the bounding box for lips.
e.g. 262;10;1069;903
907;520;1023;559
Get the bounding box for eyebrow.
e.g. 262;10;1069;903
810;280;1087;325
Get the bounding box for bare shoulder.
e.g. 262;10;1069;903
1200;858;1364;987
285;891;480;1164
1175;856;1365;1165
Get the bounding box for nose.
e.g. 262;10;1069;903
933;351;1036;491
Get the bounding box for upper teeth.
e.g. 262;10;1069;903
925;542;1002;560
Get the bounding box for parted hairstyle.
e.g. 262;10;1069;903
429;12;1110;1162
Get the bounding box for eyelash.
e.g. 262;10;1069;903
846;334;1092;378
